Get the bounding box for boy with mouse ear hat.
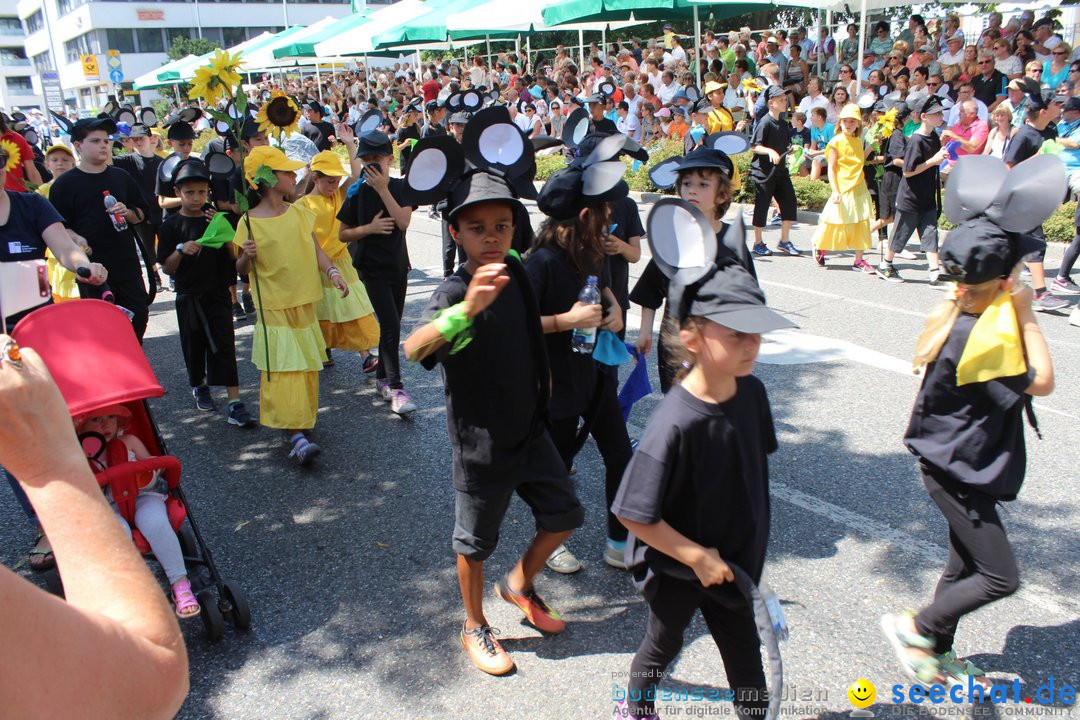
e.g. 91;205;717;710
402;107;582;677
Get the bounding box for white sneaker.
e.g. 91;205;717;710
1070;304;1080;327
897;249;919;260
390;388;416;415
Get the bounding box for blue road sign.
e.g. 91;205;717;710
109;69;124;84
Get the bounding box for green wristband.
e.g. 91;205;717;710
432;302;474;354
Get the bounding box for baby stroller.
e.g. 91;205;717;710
12;299;250;643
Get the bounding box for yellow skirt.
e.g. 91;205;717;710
813;184;874;252
314;253;380;352
250;303;325;430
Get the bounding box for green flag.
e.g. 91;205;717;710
197;212;236;249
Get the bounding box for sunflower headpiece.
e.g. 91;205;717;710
255;91;301;142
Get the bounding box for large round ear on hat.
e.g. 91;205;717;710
215;117;232;136
530;134;564;152
403;135;466;206
355;108;384;136
943;155;1009;224
597;79;617;97
446;91;465;113
621;135;650;163
705;131;751;156
583;132;626;165
177;107;203;124
103;100;119;118
685;85;701;102
204;150;235;176
488;89;501;102
20;127;39;145
10;111;25;123
116;105;137;126
50;110;74;135
437;86;452;105
461;89;483;112
648;157;682;190
646;197;718;286
260;89;272;102
139;107;158;127
157;152;182;197
562;107;590;149
986;153;1067;232
582;161;626;198
462;106;533;178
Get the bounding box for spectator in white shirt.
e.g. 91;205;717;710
616;101;640;139
796;77;828;115
657;70;678;104
623;84;643;118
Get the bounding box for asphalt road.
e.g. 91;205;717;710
3;201;1078;720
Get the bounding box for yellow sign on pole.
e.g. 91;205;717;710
81;54;99;80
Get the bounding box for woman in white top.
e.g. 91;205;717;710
993;39;1023;79
983;104;1015;158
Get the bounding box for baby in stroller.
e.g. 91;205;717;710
75;404;200;620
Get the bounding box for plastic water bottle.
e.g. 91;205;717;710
102;191;128;232
759;582;790;642
571;275;601;355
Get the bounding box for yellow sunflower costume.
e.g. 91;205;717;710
812;104;873;253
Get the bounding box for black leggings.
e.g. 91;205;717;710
1058;229;1080;281
362;273;408;389
548;372;632;542
914;466;1020;655
627;575;767;719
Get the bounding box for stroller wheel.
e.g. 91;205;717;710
43;567;65;598
222;581;251;631
178;523;198;560
197;588;225;643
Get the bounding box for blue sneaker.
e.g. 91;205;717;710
777;240;800;256
752;242;772;256
192;385;215;412
227;402;256;428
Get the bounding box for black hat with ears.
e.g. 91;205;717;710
537;132;628;220
648;132;750;189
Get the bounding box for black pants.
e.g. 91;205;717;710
441;219;466;278
548;371;631;542
1058;228;1080;280
752;172;797;228
175;291;239;388
627;575;768;719
80;273;149;342
362;272;407;389
914;466;1019;654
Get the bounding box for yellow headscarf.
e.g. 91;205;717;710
955;289;1027;385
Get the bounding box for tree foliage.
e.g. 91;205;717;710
167;36;221;62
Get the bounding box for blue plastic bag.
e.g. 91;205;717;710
618;344;653;421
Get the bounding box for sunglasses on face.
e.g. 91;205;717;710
928;81;941;86
979;60;993;64
1054;51;1068;56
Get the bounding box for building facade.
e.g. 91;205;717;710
0;0;40;112
13;0;359;112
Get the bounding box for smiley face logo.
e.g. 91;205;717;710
848;679;876;709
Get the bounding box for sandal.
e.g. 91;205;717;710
171;579;201;619
28;532;55;572
881;611;941;686
939;651;992;691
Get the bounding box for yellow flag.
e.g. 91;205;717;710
956;290;1027;386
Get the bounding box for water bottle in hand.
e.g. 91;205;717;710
571;275;601;355
103;191;128;232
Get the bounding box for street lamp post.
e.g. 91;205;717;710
282;0;290;27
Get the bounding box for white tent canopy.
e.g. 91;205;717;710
315;0;435;57
238;17;338;71
446;0;651;35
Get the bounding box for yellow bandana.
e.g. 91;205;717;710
955;290;1027;386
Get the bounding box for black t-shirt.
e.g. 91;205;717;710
524;244;610;421
113;153;164;226
630;223;758;316
789;125;811;147
397;123;421;171
895;131;941;215
972;70;1007;107
0;190;63;261
611;379;776;593
49;166;149;283
419;257;549;491
303;120;338;152
336;177;414;279
904;313;1034;499
155;213;235;295
605;195;645;311
883;129;907;178
750;112;791;183
593;118;619;135
1003;123;1044;166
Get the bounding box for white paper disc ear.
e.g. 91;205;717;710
216;120;231;135
944;155;1009;224
648;157;681;190
588;133;627;164
359;110;383;134
227;102;241;119
140;108;158;126
117;110;136;126
462;91;482;111
708;131;751;156
986;153;1067;232
582;161;625;197
408;147;448;191
646;198;717;284
478;123;524;166
598;81;615;96
685;86;701;102
205;151;234;175
159;154;182;183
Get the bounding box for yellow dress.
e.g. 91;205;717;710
296;191;380;352
706;106;734;134
37;182;81;302
812;132;873;252
232;203;326;430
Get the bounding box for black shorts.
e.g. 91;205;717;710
879;172;901;221
452;431;584;561
891;208;940;254
752;171;797;227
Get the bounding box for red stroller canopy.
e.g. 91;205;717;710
12;300;164;417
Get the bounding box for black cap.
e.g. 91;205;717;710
675;147;735;179
1027;87;1067;112
356;129;392;156
70;117;117;142
129;123;152;138
425;100;439;112
763;85;788;101
938;217;1042;284
172;158;211;186
912;94;945;116
537;165;629;220
1065;97;1080;112
305;100;324;115
166;121;197;141
446;171;523;222
449;111;470;125
674;261;797;331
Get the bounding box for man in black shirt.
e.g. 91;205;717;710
1002;88;1069;311
749;85;798;257
586;93;619;135
877;95;948;284
301;100;337;151
971;53;1007;110
50;118;151;340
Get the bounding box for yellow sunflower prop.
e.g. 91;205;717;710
189;49;244;106
0;138;21;172
255;91;300;141
742;77;764;94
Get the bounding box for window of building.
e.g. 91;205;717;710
63;33;95;64
106;28;136;54
14;13;36;34
1;49;30;67
6;76;35;94
136;28;165;53
57;0;89;16
222;26;248;46
31;51;54;74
